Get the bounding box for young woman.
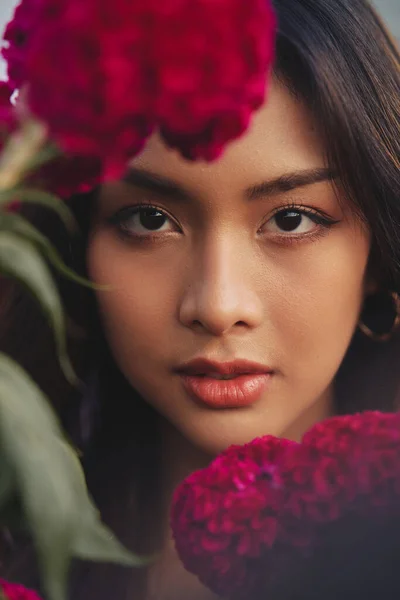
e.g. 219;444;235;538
1;0;399;598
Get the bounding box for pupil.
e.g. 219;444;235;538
140;209;166;230
275;211;302;232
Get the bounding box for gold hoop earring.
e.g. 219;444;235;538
358;291;400;342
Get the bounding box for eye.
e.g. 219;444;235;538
268;209;316;234
109;205;180;238
262;206;338;237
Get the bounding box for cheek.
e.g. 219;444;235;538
87;221;370;405
86;233;181;360
268;226;370;376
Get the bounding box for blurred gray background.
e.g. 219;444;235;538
0;0;399;79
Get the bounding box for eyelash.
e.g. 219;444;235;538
263;202;340;244
108;204;181;242
108;202;340;245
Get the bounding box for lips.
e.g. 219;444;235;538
176;359;273;409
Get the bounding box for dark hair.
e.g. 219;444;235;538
0;0;399;595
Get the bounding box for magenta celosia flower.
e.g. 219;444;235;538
28;154;102;198
2;0;276;182
171;411;400;598
0;579;43;600
1;0;45;91
172;436;298;596
0;80;102;198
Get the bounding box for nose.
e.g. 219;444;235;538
178;237;264;336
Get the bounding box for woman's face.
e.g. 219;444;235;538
87;79;371;454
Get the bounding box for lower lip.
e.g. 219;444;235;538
179;373;272;409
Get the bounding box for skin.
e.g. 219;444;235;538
87;78;371;598
88;78;371;455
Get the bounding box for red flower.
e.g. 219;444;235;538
1;4;104;197
171;436;296;597
1;0;45;91
303;412;400;510
0;579;42;600
27;154;102;198
0;81;102;198
171;412;400;598
2;0;276;181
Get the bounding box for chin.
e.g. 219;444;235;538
180;413;285;457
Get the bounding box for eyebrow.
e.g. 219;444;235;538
247;167;336;199
122;168;191;200
121;166;336;201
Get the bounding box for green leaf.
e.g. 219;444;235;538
0;232;76;384
0;120;48;190
0;354;138;600
0;212;93;288
0;453;16;510
0;188;76;232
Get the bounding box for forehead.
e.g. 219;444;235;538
130;79;326;194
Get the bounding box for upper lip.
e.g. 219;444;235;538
175;358;273;376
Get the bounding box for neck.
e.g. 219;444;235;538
282;385;334;442
144;421;218;600
143;388;334;600
158;420;213;537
